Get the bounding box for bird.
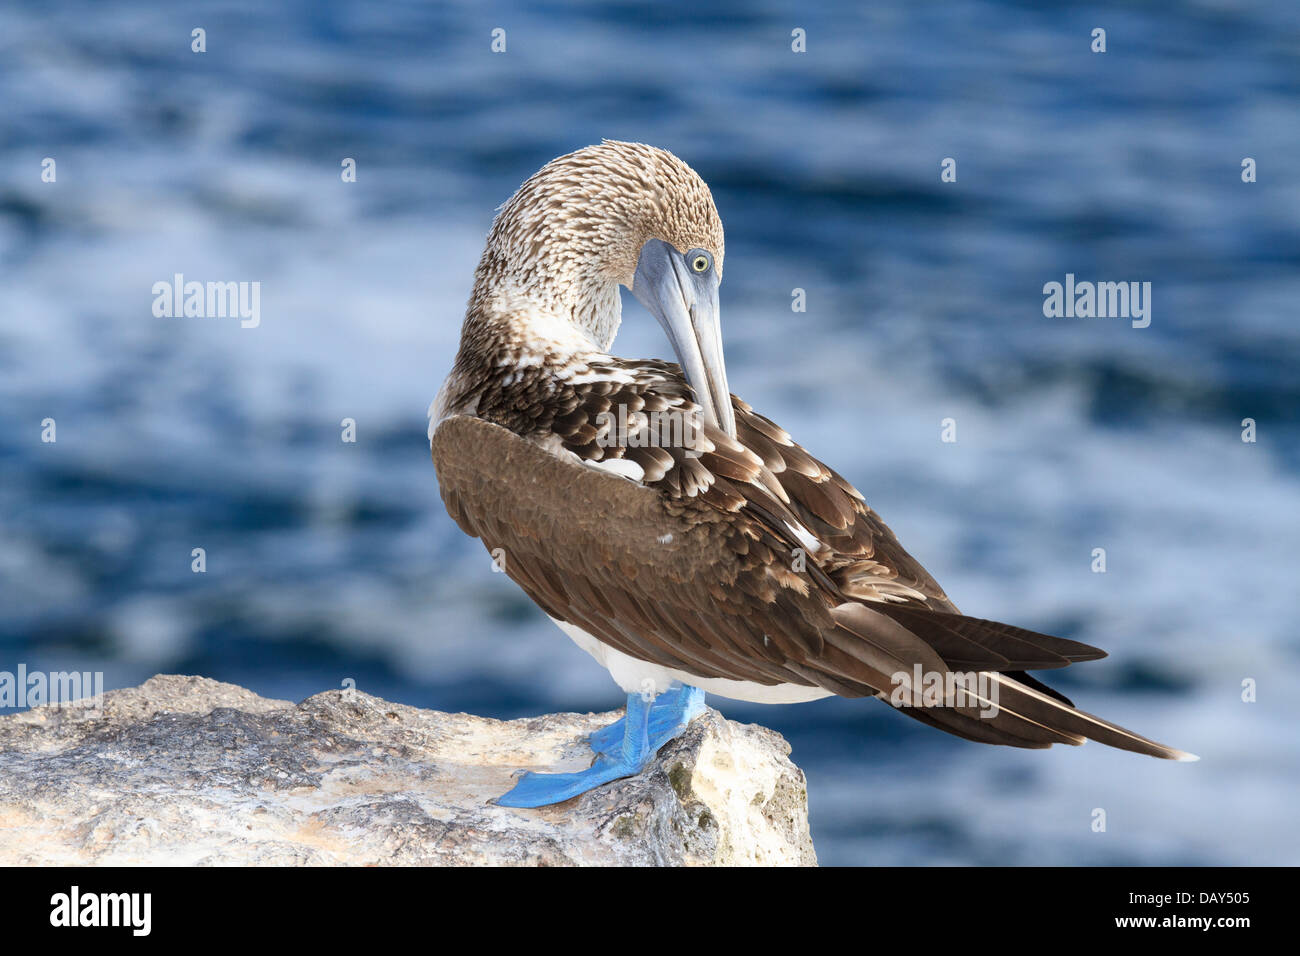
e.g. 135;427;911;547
429;140;1196;808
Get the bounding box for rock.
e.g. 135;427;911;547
0;675;816;866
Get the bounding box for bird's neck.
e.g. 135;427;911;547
437;260;623;425
467;251;623;354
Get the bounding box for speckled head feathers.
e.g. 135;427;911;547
457;142;725;361
489;140;725;288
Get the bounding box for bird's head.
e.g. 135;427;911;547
478;140;733;435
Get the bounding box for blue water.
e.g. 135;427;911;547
2;1;1298;865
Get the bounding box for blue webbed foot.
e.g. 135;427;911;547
493;755;646;808
588;684;705;758
494;685;705;809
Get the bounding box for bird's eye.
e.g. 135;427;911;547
689;251;712;273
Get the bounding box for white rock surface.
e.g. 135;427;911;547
0;675;816;866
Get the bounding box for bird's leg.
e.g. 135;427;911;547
494;686;704;809
588;684;706;758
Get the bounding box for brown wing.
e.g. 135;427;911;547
433;401;1192;759
433;413;837;688
730;395;960;611
537;359;1106;670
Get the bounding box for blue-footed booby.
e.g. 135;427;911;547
430;141;1196;808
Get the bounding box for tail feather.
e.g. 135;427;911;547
986;672;1198;761
826;600;1196;760
885;670;1196;761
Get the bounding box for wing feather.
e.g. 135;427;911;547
432;360;1192;761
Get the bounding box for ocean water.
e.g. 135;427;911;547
2;0;1297;865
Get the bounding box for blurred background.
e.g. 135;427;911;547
2;0;1297;865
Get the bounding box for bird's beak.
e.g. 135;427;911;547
630;238;735;438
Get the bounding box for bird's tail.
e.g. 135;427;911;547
824;603;1198;761
899;669;1198;761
